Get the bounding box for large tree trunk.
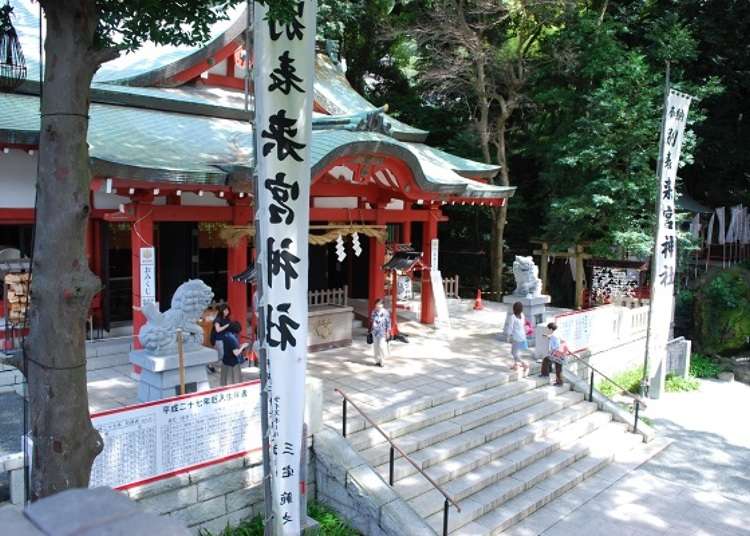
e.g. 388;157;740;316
26;0;112;499
490;115;510;297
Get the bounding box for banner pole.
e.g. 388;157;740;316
245;2;273;534
641;62;671;398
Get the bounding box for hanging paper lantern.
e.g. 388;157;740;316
335;234;346;262
351;232;362;257
0;2;26;92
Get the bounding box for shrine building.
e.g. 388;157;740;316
0;4;514;345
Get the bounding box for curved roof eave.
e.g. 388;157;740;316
312;139;514;200
99;10;248;87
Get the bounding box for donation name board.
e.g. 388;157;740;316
90;381;261;489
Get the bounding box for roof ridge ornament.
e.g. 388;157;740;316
350;105;392;136
0;1;26;92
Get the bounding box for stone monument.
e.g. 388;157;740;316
130;279;218;401
502;255;552;326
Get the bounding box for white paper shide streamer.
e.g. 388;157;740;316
647;89;692;380
254;2;316;533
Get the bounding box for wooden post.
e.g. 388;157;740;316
539;242;549;295
575;245;585;310
176;329;185;395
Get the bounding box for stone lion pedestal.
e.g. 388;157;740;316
502;255;552;327
130;346;218;402
502;294;551;326
130;279;218;402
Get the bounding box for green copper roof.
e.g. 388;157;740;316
0;93;512;199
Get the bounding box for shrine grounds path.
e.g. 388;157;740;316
6;299;748;533
510;378;750;536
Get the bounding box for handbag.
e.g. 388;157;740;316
366;332;374;344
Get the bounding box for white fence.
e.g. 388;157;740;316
308;285;348;307
442;275;460;298
535;304;650;357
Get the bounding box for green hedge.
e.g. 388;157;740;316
689;353;721;378
200;502;361;536
597;366;643;398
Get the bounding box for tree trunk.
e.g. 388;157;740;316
490;115;510;297
27;0;111;499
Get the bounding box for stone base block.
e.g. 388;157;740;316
503;294;552;326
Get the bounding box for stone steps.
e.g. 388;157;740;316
358;382;569;468
428;422;640;534
376;394;597;491
407;410;613;520
348;376;547;452
344;371;527;437
341;370;658;536
459;426;646;535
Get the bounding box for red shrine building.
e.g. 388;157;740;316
0;4;514;345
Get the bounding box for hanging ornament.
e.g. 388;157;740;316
351;232;362;257
0;2;26;92
335;234;346;262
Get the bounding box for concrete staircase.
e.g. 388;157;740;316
341;371;661;535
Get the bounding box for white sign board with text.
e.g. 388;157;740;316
90;381;261;490
139;247;156;305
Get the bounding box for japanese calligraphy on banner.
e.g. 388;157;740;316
89;382;261;490
253;1;315;533
140;247;156;305
647;89;692;377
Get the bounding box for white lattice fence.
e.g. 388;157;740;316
442;275;460;298
308;285;348;307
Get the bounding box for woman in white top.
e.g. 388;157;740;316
503;301;529;371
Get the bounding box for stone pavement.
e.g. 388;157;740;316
87;299;551;420
524;378;750;536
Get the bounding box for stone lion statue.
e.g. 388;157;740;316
512;256;542;297
138;279;214;355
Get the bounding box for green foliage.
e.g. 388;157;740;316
694;268;750;354
597;366;643;398
689;353;721;379
665;374;700;392
199;502;360;536
96;1;244;52
307;501;361;536
521;7;720;254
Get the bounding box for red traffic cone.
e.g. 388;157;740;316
473;288;484;310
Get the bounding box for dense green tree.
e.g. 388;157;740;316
516;6;719;256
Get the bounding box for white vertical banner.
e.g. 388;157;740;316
647;89;692;382
139;247;156;305
430;238;439;271
254;1;315;533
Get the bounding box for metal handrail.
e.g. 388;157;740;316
559;352;647;434
335;388;460;536
566;354;648;408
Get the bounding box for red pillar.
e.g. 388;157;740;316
420;210;439;324
227;202;251;339
131;199;154;350
402;221;412;247
368;205;387;314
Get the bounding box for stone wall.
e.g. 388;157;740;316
313;425;437;536
124;447;316;536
